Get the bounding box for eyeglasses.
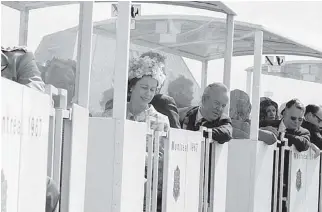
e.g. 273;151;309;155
290;116;303;122
313;114;322;124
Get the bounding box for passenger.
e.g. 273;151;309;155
229;89;278;144
103;51;180;128
167;75;194;108
180;82;232;143
1;46;45;92
229;89;251;139
260;99;279;121
302;104;322;150
103;53;170;212
150;94;181;128
140;51;181;128
260;98;310;152
2;46;60;212
41;57;76;108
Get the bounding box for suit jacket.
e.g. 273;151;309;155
1;47;45;92
180;106;232;143
260;120;310;152
302;120;322;150
150;94;181;128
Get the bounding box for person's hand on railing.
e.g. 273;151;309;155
308;142;320;159
260;126;279;138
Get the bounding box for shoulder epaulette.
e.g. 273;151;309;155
1;46;28;53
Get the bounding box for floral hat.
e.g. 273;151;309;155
128;55;166;88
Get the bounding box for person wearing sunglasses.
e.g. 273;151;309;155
302;104;322;150
260;98;311;152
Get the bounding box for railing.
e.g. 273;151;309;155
1;78;88;212
3;77;322;212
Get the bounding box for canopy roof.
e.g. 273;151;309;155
246;60;322;84
1;1;236;15
31;14;322;62
88;15;322;61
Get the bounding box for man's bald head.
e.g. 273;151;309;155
201;82;229;121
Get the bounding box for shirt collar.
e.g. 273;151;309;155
278;119;287;132
195;107;205;126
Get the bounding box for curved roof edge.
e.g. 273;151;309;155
135;1;236;15
1;1;236;15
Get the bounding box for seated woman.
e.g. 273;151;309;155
103;51;180;129
229;89;252;139
103;53;170;212
260;98;279;121
229;90;278;144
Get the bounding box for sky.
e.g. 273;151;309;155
1;1;322;107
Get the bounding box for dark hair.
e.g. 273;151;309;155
285;98;305;112
260;99;279;121
127;77;141;102
305;104;321;116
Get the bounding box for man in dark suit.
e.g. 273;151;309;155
260;99;311;212
180;82;232;143
302;104;322;150
260;99;310;152
179;82;232;205
150;94;181;128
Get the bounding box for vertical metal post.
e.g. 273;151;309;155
19;9;29;46
223;14;234;115
250;30;263;141
75;1;94;109
111;2;132;212
246;71;252;99
112;1;131;120
201;60;208;91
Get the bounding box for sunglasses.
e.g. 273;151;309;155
313;114;322;124
290;116;303;122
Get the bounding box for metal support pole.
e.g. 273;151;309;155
250;31;263;141
201;60;208;91
112;1;131;120
223;14;234;115
19;9;29;46
246;71;252;99
75;1;94;109
111;2;132;212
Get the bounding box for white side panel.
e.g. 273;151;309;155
85;118;147;212
305;150;320;212
66;104;89;212
184;130;203;212
18;86;50;212
163;128;203;212
253;141;275;212
120;120;147;212
226;139;275;212
226;139;255;212
288;148;319;212
210;142;228;212
85;117;116;212
1;78;24;212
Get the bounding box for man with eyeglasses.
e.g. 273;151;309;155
260;99;318;212
260;99;311;152
302;104;322;150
